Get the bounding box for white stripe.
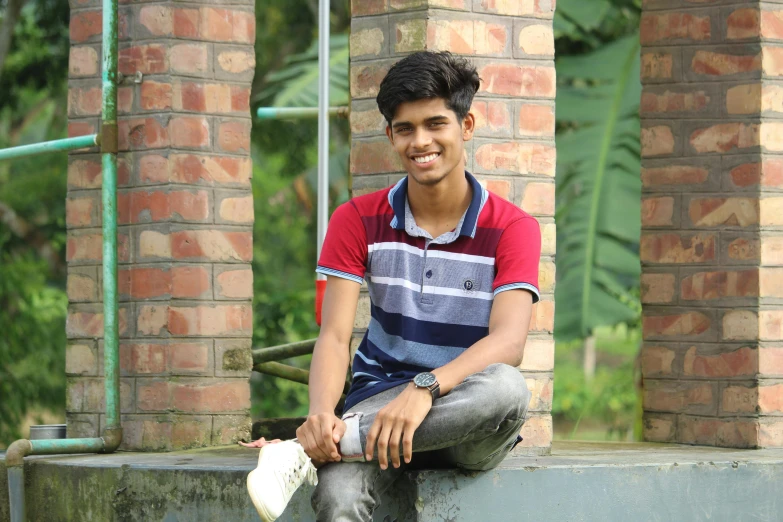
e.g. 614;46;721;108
355;350;382;367
352;371;381;381
494;282;540;298
315;266;364;284
368;242;495;266
370;276;494;301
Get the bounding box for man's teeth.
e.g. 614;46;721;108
414;153;439;163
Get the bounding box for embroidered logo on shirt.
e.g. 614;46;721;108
463;279;475;292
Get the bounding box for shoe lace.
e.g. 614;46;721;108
281;454;318;497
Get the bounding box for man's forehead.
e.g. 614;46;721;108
391;98;454;122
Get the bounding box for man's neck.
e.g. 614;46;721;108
407;166;472;238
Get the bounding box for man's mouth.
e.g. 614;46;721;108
411;153;440;165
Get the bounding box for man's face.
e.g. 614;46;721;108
386;98;474;187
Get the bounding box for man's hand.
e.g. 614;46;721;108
365;384;432;469
238;437;281;448
296;412;347;464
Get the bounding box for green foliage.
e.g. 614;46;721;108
554;0;643;343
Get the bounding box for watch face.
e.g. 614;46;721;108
414;372;437;387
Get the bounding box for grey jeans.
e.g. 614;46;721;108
311;363;531;522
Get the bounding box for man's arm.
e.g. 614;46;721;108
295;276;361;464
365;289;534;468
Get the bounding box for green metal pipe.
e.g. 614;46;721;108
256;106;349;120
253;361;350;396
252;338;317;364
0;134;98;162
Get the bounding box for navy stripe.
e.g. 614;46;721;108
315;265;365;284
371;303;488;349
459;172;484;237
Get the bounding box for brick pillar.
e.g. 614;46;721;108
640;2;783;447
66;0;255;450
349;0;556;455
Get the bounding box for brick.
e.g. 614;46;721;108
643;311;711;338
215;338;253;376
68;86;102;116
519;339;554;372
761;235;783;266
351;139;403;174
70;10;101;43
427;20;473;54
218;195;253;224
643;413;676;442
172;380;250;413
68;233;130;263
478;63;555;98
351;27;385;58
727;236;760;262
641;52;674;81
69;121;96;139
172;266;211;299
169;116;210;149
67;308;128;338
118;87;133;114
172;8;199;38
169;44;209;75
213;415;251;445
168;154;251;186
119;190;210;224
683;346;757;378
726;84;760;115
641;125;675;157
726;8;759;40
513;414;552;452
170;342;212;374
67;413;99;439
689;123;759;154
641;273;676;304
641;345;675;376
66;196;95;227
681;270;758;300
641;165;709;188
68;272;98;302
763;47;783;77
538;260;555;294
475;0;555;18
688;198;758;227
119;44;168;75
477;178;511;200
69;46;98;77
216;49;255;75
171;415;213;449
760;347;783;376
120;267;171;299
350;106;385;135
679;416;758;448
140;81;173;111
66;343;98;375
760;310;783;341
137;304;168;336
759;384;783;414
540;222;555;255
760;197;783;225
640;233;715;264
119;117;170;151
691;50;761;77
200;9;255;44
640;12;711;44
472;101;511;137
722;384;758;414
762;85;783;115
121;343;167;374
351;61;392;99
520;182;554;216
215;268;253;299
518;103;554;137
641;196;674;227
529;299;554;333
526;374;553;411
139;230;171;259
722;310;758;341
643;380;715;414
351;0;386;16
759;420;783;447
173;82;230;113
168;305;252;336
170;230;251;261
641;89;711;114
474;142;555;176
474;20;510;56
139;5;172;36
516;23;553;57
66;377;133;413
762;10;783;40
217;120;251;153
136;380;170;411
759;267;783;300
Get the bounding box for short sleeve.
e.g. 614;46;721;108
316;201;367;284
493;217;541;302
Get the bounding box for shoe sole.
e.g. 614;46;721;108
247;447;277;522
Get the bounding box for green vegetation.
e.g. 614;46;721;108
0;0;645;444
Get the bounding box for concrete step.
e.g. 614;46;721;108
3;441;783;521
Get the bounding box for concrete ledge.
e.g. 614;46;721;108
2;441;783;521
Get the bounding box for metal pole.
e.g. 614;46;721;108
252;338;317;364
0;134;98;162
316;0;330;264
256;106;348;121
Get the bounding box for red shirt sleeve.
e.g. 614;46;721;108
493;216;541;302
315;201;367;284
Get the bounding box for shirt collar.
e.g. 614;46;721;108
387;171;487;239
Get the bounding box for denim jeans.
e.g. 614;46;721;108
311;363;531;522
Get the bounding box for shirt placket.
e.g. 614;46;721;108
420;238;433;304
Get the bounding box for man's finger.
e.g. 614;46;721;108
403;423;414;464
321;421;339;460
365;418;381;462
333;419;346;444
376;422;392;470
389;423;403;469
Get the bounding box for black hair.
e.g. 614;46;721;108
376;51;480;125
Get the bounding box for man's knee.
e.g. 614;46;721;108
477;363;531;419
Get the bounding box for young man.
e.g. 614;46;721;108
243;51;541;522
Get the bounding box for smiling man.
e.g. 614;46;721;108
244;51;542;522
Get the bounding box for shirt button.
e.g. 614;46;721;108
426;270;433;278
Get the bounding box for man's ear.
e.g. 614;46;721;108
462;112;475;141
386;124;394;144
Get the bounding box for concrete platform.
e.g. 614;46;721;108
2;441;783;521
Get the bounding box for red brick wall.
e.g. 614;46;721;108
641;0;783;448
350;0;556;455
66;0;255;450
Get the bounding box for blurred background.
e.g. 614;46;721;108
0;0;643;447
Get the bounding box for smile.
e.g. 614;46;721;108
412;153;440;164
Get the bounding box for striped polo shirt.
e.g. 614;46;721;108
317;171;541;411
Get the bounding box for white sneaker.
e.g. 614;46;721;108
246;440;318;522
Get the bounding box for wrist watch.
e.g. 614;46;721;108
413;372;440;401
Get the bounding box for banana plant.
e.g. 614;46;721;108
554;32;642;342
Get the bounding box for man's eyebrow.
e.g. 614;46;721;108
392;115;449;128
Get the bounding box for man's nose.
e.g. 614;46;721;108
411;128;432;149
